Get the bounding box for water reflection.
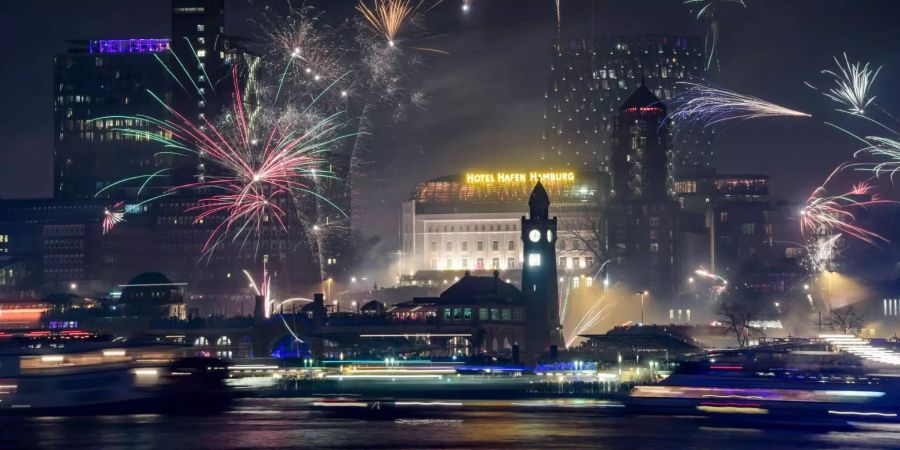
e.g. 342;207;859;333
2;398;900;449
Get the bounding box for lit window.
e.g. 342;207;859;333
573;277;579;288
528;253;541;267
197;24;205;32
196;49;206;58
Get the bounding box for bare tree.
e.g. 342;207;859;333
568;211;606;273
826;305;867;335
716;300;762;347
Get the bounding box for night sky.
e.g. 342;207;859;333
2;0;900;247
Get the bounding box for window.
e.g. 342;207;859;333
197;24;205;32
430;241;437;251
479;308;488;320
196;49;207;58
444;309;451;320
559;257;567;268
741;223;756;235
649;216;660;226
446;241;453;252
508;240;515;251
507;257;515;269
501;309;511;321
720;212;729;223
464;308;472;320
430;258;437;269
573;257;580;268
476;258;484;269
462;241;468;251
528;253;541;267
490;308;500;321
477;241;484;251
559;240;567;250
461;258;468;269
573;277;580;288
492;241;499;251
585;257;594;268
650;243;659;253
492;258;500;269
586;277;593;287
446;259;453;270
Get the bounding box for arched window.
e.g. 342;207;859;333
216;336;231;347
193;336;209;347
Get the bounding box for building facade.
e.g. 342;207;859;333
607;84;679;297
400;170;608;284
543;35;712;176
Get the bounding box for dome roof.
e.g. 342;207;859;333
125;272;174;286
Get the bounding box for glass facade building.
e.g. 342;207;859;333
543;35;713;176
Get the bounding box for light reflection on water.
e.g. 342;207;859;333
2;398;900;449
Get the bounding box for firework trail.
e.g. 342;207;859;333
555;0;561;31
102;202;126;235
684;0;747;71
670;81;811;127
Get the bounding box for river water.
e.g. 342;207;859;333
3;398;900;449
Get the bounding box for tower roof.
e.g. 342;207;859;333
528;180;551;214
619;82;664;111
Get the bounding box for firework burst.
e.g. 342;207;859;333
96;66;350;256
817;53;881;116
800;176;891;244
357;0;432;47
671;81;811;127
102;202;126;235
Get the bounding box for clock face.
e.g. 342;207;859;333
546;230;553;242
528;229;541;242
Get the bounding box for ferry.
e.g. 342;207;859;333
0;329;230;414
625;337;900;425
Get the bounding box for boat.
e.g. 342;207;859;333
0;329;230;415
624;337;900;425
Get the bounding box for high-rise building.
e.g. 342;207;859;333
53;39;173;199
607;84;678;297
520;181;563;353
54;0;231;200
543;35;712;176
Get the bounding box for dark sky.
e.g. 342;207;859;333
2;0;900;247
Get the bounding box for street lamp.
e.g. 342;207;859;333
637;290;648;325
351;300;358;314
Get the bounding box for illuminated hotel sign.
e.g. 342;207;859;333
464;172;576;184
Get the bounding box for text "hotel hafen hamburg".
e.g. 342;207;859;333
464;172;576;184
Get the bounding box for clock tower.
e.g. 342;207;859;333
521;181;562;355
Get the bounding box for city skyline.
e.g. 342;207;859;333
2;0;900;248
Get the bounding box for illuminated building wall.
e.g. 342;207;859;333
543;35;712;176
400;170;607;283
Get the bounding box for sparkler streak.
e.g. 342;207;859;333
670;82;810;127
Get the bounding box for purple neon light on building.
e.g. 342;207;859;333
89;39;170;54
